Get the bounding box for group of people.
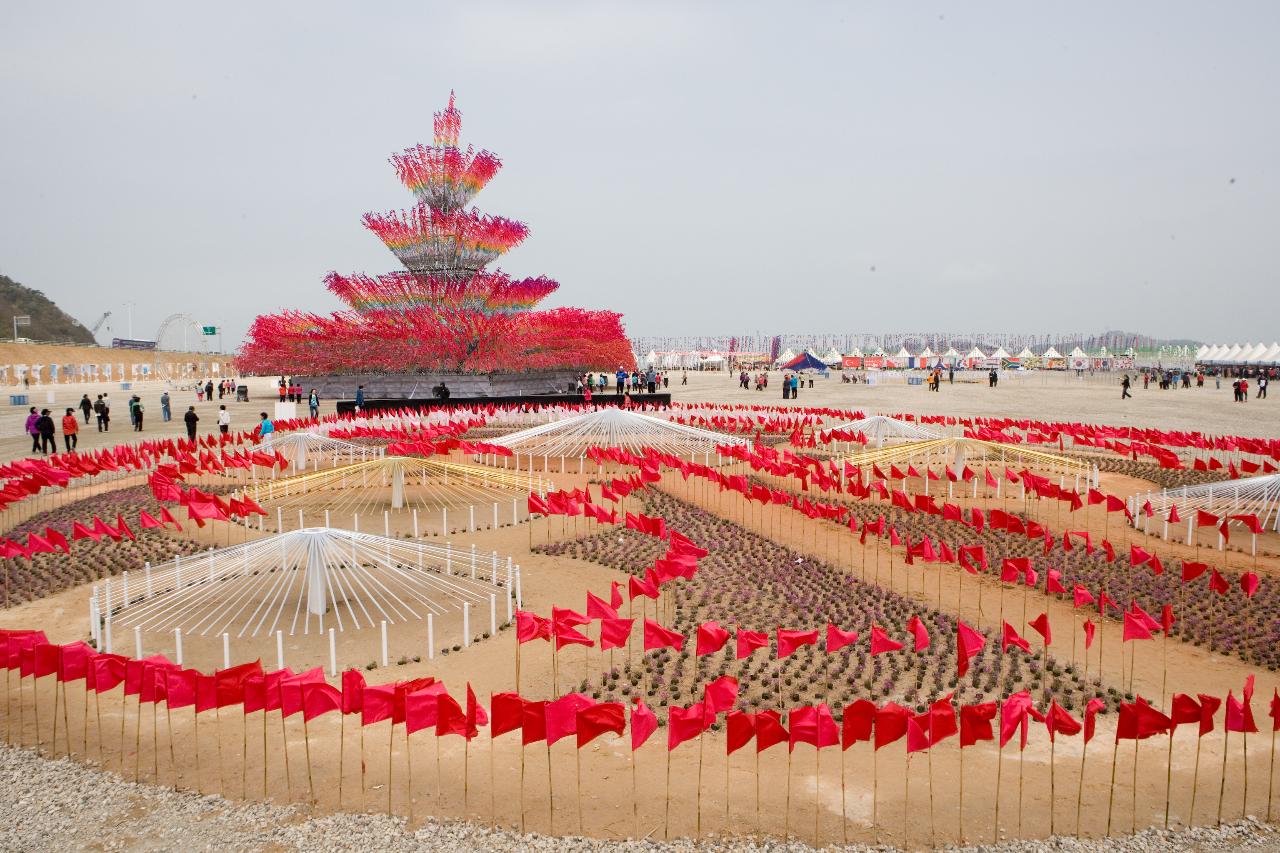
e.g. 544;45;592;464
781;373;807;399
925;367;952;391
1233;376;1267;401
277;377;305;403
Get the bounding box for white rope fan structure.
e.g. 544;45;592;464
819;415;944;448
1142;472;1280;534
94;528;516;641
253;430;382;473
491;407;749;468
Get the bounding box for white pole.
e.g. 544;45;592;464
489;593;497;636
442;507;447;536
463;604;471;647
328;628;337;676
144;562;152;597
471;544;477;579
276;630;284;670
506;559;514;622
277;507;282;532
384;510;390;537
105;613;113;654
427;614;435;660
469;505;475;532
515;565;523;610
174;628;183;666
493;502;498;530
298;509;304;529
222;633;230;669
325;509;330;528
89;598;98;645
513;498;518;526
134;626;143;659
413;508;419;538
380;620;388;667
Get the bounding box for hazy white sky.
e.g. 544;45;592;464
1;2;1276;349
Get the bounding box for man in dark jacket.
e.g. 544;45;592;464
36;409;56;455
184;406;199;440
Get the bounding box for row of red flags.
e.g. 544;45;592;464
5;629;1274;753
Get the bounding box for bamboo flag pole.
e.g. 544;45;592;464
1105;736;1120;836
303;713;316;803
193;705;202;793
387;721;394;815
841;744;849;845
814;746;822;846
1190;728;1204;826
631;741;638;839
165;696;178;789
338;711;344;808
1164;727;1176;829
1217;728;1229;825
575;742;583;835
1267;723;1276;823
1132;738;1140;833
663;746;671;840
696;733;704;838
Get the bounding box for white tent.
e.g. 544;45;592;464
1069;347;1088;358
919;346;936;359
1244;343;1271;363
847;346;864;359
991;346;1011;360
821;347;843;366
774;348;796;367
895;346;912;359
1016;347;1035;359
965;347;986;362
1256;343;1280;365
1195;345;1210;360
943;347;961;359
1042;346;1062;359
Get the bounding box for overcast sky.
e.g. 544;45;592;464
2;2;1276;350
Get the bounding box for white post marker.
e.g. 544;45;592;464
380;620;389;667
463;603;471;647
489;593;497;635
276;630;285;670
413;508;419;538
105;614;113;654
174;628;183;666
134;626;143;659
222;633;231;669
328;628;337;676
515;565;523;609
427;613;435;660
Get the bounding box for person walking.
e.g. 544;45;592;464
79;394;93;424
24;407;40;453
258;412;275;437
128;395;139;429
62;408;79;453
308;388;320;419
204;379;214;401
355;385;365;411
615;367;627;395
36;409;56;455
131;396;144;431
1121;374;1132;399
217;405;231;434
160;391;171;422
184;406;199;440
1258;376;1268;399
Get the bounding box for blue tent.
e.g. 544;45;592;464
780;352;830;374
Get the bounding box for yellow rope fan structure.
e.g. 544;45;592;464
836;436;1094;495
245;456;552;537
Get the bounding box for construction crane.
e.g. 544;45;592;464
89;311;112;339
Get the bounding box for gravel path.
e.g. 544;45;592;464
2;745;1278;852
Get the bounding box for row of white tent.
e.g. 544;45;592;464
785;344;1107;367
1195;342;1280;365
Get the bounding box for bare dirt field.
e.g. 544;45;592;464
1;369;1279;851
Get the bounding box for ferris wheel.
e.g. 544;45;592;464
155;313;213;352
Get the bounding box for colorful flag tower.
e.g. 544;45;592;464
239;92;633;375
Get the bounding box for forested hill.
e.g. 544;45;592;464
0;274;96;344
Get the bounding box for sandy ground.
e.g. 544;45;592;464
1;370;1280;849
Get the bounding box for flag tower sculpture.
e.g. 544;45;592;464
238;92;633;375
